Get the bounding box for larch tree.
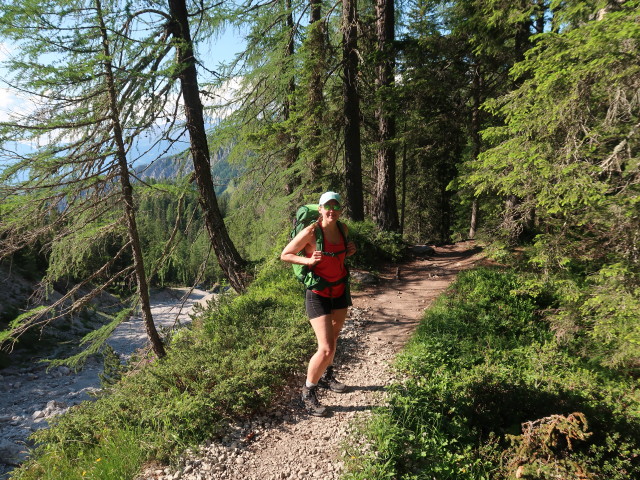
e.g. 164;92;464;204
165;0;249;292
283;0;301;196
0;0;166;357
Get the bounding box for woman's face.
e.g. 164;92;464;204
320;200;342;222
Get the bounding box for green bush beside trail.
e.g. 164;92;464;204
342;267;640;480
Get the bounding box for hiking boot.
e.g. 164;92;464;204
318;365;347;393
301;385;327;417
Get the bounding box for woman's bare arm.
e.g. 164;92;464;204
281;223;322;266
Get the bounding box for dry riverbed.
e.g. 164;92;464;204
0;287;214;478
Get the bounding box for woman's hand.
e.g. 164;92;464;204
308;250;322;266
346;241;356;257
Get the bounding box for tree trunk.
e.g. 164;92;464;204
168;0;248;293
372;0;399;231
400;138;407;235
469;199;478;240
342;0;364;221
307;0;325;184
283;0;300;196
468;61;482;240
97;0;165;358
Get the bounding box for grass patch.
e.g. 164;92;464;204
342;267;640;480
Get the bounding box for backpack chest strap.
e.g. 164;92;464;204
322;249;346;257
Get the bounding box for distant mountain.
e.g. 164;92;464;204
134;146;239;195
135;155;194;181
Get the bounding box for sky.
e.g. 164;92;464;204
0;26;246;167
0;26;246;122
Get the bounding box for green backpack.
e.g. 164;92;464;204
290;204;350;291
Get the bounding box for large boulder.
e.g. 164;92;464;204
411;245;435;256
350;271;379;285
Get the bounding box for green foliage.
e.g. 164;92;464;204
10;257;313;479
342;267;640;480
0;306;47;345
99;345;126;388
458;0;640;373
46;308;132;371
347;221;406;270
15;427;146;480
464;1;640;253
136;182;223;287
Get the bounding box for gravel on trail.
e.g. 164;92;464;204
138;242;483;480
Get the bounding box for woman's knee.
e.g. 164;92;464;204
317;344;335;360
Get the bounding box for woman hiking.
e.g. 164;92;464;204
280;192;357;416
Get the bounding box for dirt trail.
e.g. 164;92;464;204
354;242;483;349
143;241;483;480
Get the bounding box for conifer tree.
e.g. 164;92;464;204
0;0;165;357
166;0;249;292
207;0;307;213
305;0;327;185
372;0;399;231
464;0;640;367
283;0;301;196
342;0;364;220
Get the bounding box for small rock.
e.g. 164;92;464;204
350;271;378;285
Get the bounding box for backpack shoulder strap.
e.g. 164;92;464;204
313;224;323;252
320;222;348;257
337;221;348;244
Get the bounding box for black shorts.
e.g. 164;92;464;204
305;289;352;319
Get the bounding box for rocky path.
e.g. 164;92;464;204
0;287;214;478
140;242;483;480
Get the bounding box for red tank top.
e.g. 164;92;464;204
308;226;347;298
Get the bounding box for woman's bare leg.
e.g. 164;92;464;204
306;314;335;384
327;307;348;366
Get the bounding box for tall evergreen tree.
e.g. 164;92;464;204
0;0;165;357
342;0;364;220
283;0;301;196
166;0;249;292
304;0;328;186
464;0;640;367
97;0;165;357
372;0;399;231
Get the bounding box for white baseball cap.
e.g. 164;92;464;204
319;191;342;206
